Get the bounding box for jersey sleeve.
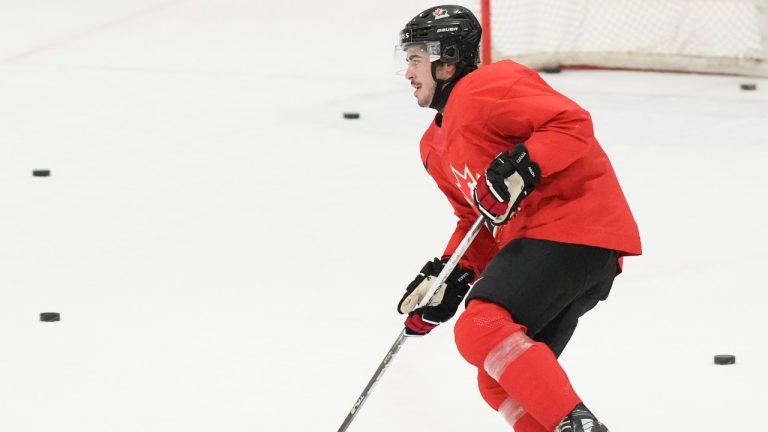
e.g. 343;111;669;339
486;70;595;177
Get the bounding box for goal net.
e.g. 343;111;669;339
469;0;768;76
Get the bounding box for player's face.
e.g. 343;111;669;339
404;46;436;108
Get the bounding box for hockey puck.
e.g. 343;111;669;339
40;312;60;322
740;83;757;91
343;112;360;119
714;354;735;365
33;169;51;177
541;65;562;74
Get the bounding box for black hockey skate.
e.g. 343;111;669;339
554;403;609;432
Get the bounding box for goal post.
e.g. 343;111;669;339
471;0;768;76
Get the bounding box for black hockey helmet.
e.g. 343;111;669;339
399;5;482;66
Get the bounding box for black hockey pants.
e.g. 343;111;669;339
466;238;619;357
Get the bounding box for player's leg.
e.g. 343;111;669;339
529;264;615;358
456;239;617;430
528;276;616;432
455;299;580;431
477;368;548;432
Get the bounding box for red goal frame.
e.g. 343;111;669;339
481;0;492;66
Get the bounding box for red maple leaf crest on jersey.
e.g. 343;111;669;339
450;163;481;210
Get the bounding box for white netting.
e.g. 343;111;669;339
470;0;768;76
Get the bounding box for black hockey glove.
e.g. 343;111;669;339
473;143;541;225
397;258;475;336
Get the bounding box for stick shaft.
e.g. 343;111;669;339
337;332;407;432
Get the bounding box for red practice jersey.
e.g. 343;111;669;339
421;60;642;275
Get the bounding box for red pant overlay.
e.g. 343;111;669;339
454;300;581;431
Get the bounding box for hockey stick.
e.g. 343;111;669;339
337;215;486;432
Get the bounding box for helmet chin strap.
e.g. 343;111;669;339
428;61;476;112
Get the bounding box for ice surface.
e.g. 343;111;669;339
1;1;767;431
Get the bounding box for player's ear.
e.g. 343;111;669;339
436;62;458;80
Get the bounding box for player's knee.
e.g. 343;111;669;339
477;370;508;410
454;299;528;368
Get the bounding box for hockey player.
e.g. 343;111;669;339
395;5;642;432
